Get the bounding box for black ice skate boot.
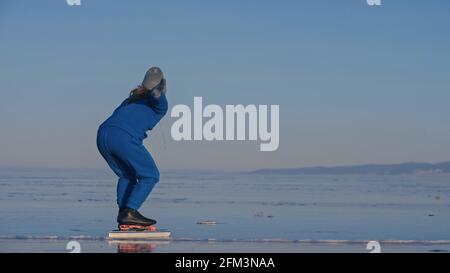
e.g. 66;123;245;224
117;207;157;231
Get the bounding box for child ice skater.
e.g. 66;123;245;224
97;67;168;230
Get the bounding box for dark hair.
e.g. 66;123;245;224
127;86;148;104
127;79;166;104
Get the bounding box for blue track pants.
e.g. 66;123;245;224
97;126;159;210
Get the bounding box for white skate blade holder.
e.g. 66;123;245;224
108;229;171;239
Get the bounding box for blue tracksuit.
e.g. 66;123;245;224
97;93;168;210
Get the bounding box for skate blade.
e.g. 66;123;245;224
108;229;171;239
118;224;157;232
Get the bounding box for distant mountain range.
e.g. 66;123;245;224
249;162;450;175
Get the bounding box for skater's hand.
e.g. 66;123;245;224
157;78;167;95
149;78;167;99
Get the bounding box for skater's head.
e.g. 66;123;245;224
141;67;165;91
128;67;167;103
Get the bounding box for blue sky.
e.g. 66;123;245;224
0;0;449;171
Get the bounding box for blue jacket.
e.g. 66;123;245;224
100;92;168;140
